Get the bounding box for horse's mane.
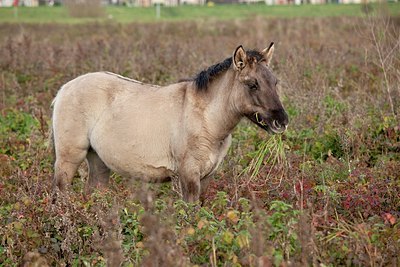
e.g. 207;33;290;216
190;50;264;91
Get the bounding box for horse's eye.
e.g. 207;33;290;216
248;80;259;91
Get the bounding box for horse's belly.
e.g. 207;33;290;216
112;158;174;183
89;100;179;182
90;129;176;182
97;146;176;182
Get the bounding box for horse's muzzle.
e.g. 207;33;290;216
247;109;288;134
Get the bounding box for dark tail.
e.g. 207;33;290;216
48;125;55;164
49;97;57;165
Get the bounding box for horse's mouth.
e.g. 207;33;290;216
246;112;287;134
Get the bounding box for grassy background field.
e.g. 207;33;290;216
0;2;399;23
0;3;399;266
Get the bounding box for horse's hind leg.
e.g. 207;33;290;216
53;146;88;192
53;124;89;191
84;148;110;195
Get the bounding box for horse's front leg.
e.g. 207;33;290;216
199;135;232;202
179;158;201;203
180;174;201;203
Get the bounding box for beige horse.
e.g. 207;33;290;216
51;43;288;202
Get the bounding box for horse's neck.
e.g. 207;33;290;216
197;70;242;141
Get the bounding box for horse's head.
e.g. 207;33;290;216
232;43;288;134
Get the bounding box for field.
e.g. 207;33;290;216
1;3;400;23
0;3;400;267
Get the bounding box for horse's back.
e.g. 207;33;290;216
53;72;138;108
52;71;152;130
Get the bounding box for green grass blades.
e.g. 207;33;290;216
245;134;289;183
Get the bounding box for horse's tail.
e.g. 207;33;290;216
49;97;58;194
48;125;55;163
49;97;57;164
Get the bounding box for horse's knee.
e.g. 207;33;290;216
200;176;212;195
181;178;201;203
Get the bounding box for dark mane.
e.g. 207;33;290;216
192;50;264;91
194;57;232;91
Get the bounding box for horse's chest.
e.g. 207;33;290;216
198;135;232;178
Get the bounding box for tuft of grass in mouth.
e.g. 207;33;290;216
255;112;268;126
243;134;289;185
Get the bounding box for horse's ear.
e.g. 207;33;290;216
261;42;275;66
233;45;247;71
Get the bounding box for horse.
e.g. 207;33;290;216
51;43;289;202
